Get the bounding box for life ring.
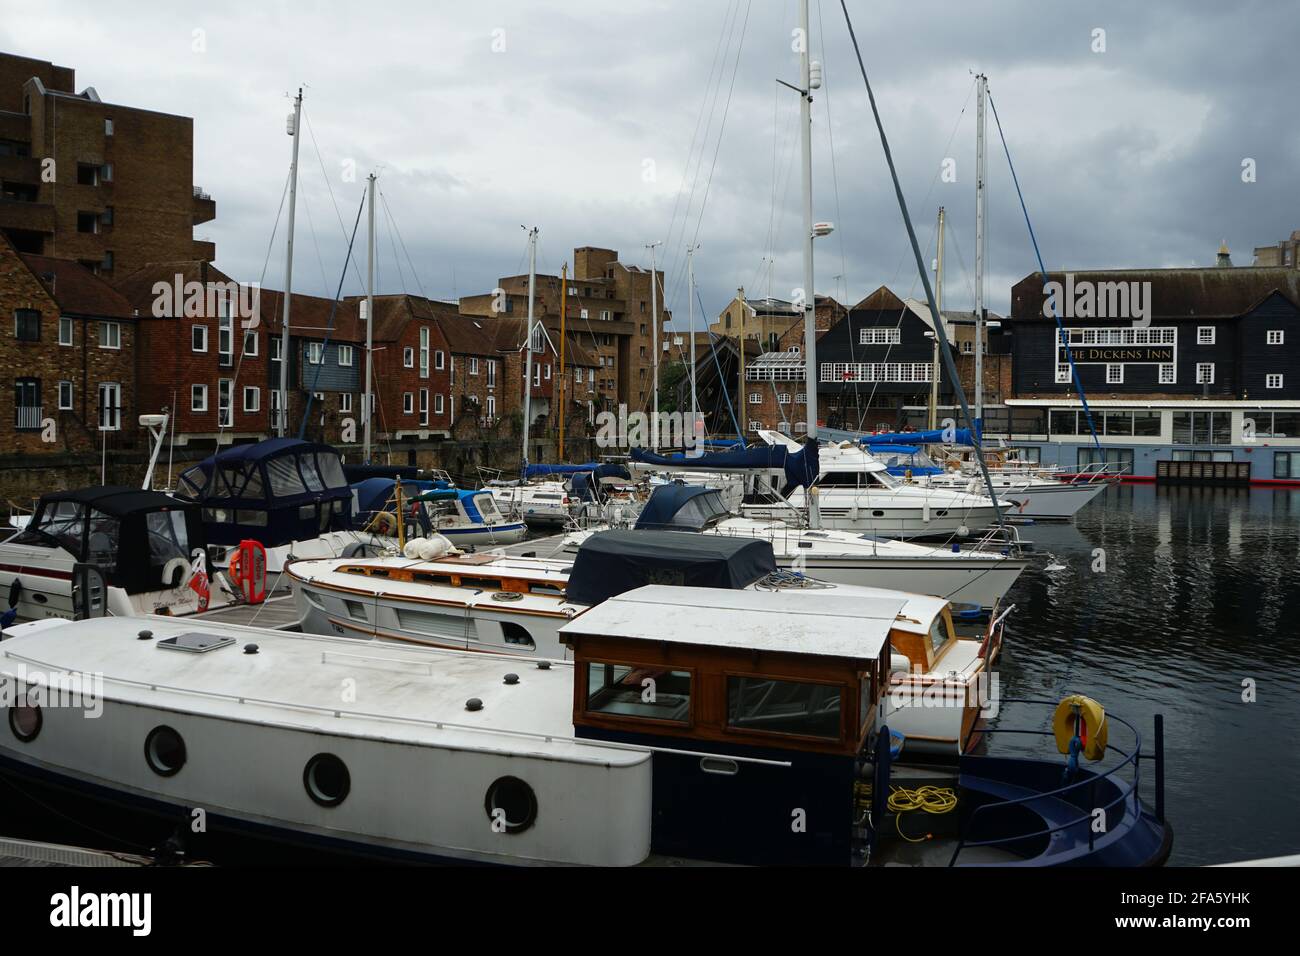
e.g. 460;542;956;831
1053;694;1108;761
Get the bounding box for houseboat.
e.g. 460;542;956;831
0;597;1169;866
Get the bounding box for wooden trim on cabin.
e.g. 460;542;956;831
298;576;571;620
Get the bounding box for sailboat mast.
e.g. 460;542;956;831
521;227;538;478
799;0;819;441
648;241;661;450
688;246;698;429
364;172;375;462
974;73;987;425
558;261;567;461
278;88;303;437
929;206;945;429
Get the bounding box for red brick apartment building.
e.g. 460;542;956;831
0;52;215;279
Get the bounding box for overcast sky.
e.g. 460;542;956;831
3;0;1295;325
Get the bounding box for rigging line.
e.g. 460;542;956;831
816;0;848;304
666;0;752;313
299;187;367;439
300;189;334;298
837;0;1005;531
380;187;433;302
214;169;292;439
302;108;367;293
662;0;738;286
987;91;1102;451
662;0;741;303
379;195;408;294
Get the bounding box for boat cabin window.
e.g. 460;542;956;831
586;662;691;723
177;467;207;499
85;509;120;571
318;454;347;489
475;494;503;520
145;510;189;566
726;676;842;740
299;455;325;492
817;472;863;488
16;500;86;551
267;456;308;496
928;615;950;657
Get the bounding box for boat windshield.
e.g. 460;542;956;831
12;500;86;552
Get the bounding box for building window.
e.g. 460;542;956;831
271;338;282;362
269;390;282;429
795;422;807;434
749;392;762;404
243;330;258;356
435;349;445;371
580;308;589;320
1267;373;1284;389
58;381;72;410
419;388;429;426
192;325;208;352
104;118;114;136
76;211;99;234
532;365;541;387
434;393;445;415
487;394;496;418
749;421;763;432
859;328;901;345
217;379;233;427
529;324;545;353
14;379;40;430
778;393;791;404
1197;326;1215;345
1055;364;1071;384
191;384;208;412
419;328;431;377
14;310;40;341
1267;330;1285;345
98;322;121;349
544;364;551;380
307;342;323;365
1159;364;1175;384
962;340;973;354
403;392;414;415
340;393;352;413
338;344;353;366
600;310;611;321
1274;452;1300;480
469;357;479;376
76;164;98;186
241;386;259;412
403;346;414;368
795;392;806;404
1196;363;1215;385
217;301;233;364
1106;364;1123;384
58;316;73;346
98;382;121;431
487;360;497;387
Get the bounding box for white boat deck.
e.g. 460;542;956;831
0;616;639;767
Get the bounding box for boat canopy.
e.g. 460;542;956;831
570;463;633;503
175;438;353;546
631;441;819;495
10;486;203;594
524;462;601;477
566;529;777;607
633;484;730;532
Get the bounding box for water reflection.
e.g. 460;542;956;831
998;484;1300;864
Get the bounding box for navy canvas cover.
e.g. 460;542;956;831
566;529;776;607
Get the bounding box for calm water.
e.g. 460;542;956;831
995;483;1300;865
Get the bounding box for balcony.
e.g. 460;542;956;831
192;186;216;225
193;238;216;261
15;405;43;431
0;197;55;234
0;154;40;185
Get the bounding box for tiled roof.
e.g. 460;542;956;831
20;254;133;318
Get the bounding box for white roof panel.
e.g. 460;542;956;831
561;585;896;660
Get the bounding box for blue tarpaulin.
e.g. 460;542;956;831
524;462;602;478
860;428;977;446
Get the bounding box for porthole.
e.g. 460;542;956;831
8;696;42;743
872;510;885;518
144;725;186;776
484;775;537;834
303;753;350;807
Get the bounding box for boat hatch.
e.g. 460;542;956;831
157;632;236;654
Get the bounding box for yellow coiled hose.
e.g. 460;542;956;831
887;785;958;843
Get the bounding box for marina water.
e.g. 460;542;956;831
996;484;1300;865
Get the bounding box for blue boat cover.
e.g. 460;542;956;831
634;485;730;531
175;438;354;547
566;530;777;607
860;428;977;446
630;444;788;471
570;464;633;502
524;462;601;477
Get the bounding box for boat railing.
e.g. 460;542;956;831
946;699;1163;866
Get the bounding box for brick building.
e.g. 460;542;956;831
0;51;215;279
1;232;136;454
115;260;269;446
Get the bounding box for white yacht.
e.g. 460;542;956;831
741;431;1009;539
563;483;1027;609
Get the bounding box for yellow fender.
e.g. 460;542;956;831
1053;694;1108;761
